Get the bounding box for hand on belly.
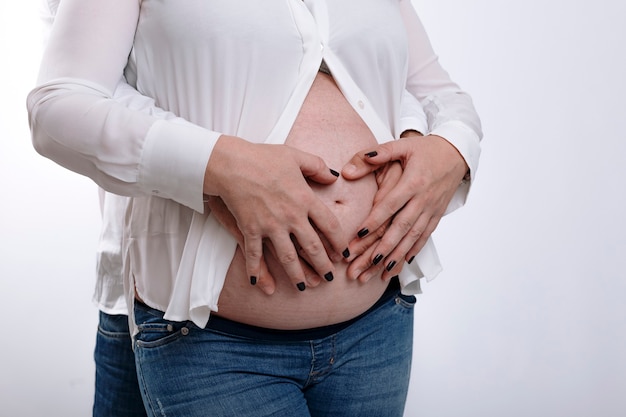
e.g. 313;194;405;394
215;73;390;329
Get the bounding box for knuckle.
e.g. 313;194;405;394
408;227;424;239
314;156;327;172
278;250;299;265
406;175;428;192
394;218;414;234
282;209;300;225
246;246;263;260
374;224;388;239
302;239;324;257
380;199;398;216
241;223;263;239
379;142;393;154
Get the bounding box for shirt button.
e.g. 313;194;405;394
357;100;365;109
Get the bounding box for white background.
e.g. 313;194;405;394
1;1;625;416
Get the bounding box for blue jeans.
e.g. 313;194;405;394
94;311;148;417
133;287;416;417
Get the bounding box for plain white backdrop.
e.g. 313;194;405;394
1;1;625;416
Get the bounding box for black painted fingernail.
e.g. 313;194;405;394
408;256;415;264
330;169;340;177
386;260;397;272
297;282;306;291
373;253;384;265
342;248;350;258
365;151;378;157
357;228;369;238
324;272;334;282
250;276;257;285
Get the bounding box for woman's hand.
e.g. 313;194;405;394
206;196;325;295
205;196;276;295
342;133;469;280
204;135;346;291
345;161;401;282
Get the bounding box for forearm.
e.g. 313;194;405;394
400;0;482;210
27;0;221;212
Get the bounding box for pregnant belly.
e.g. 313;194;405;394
215;73;389;330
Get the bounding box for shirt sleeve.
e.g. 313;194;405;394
39;0;58;47
398;89;428;136
26;0;220;213
399;0;483;214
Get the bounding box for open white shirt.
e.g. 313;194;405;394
29;0;482;328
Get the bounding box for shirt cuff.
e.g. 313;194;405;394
139;120;221;212
398;114;428;137
398;90;428;137
429;120;481;215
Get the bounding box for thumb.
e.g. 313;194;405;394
293;148;341;185
341;142;396;180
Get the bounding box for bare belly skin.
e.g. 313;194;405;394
215;73;389;330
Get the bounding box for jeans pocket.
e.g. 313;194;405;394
394;293;417;310
134;303;190;348
97;311;131;339
135;323;189;348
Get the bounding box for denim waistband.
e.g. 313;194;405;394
205;277;401;342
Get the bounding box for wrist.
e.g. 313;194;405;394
427;134;470;184
400;129;424;138
203;134;243;196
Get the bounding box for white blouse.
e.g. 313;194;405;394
28;0;482;327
